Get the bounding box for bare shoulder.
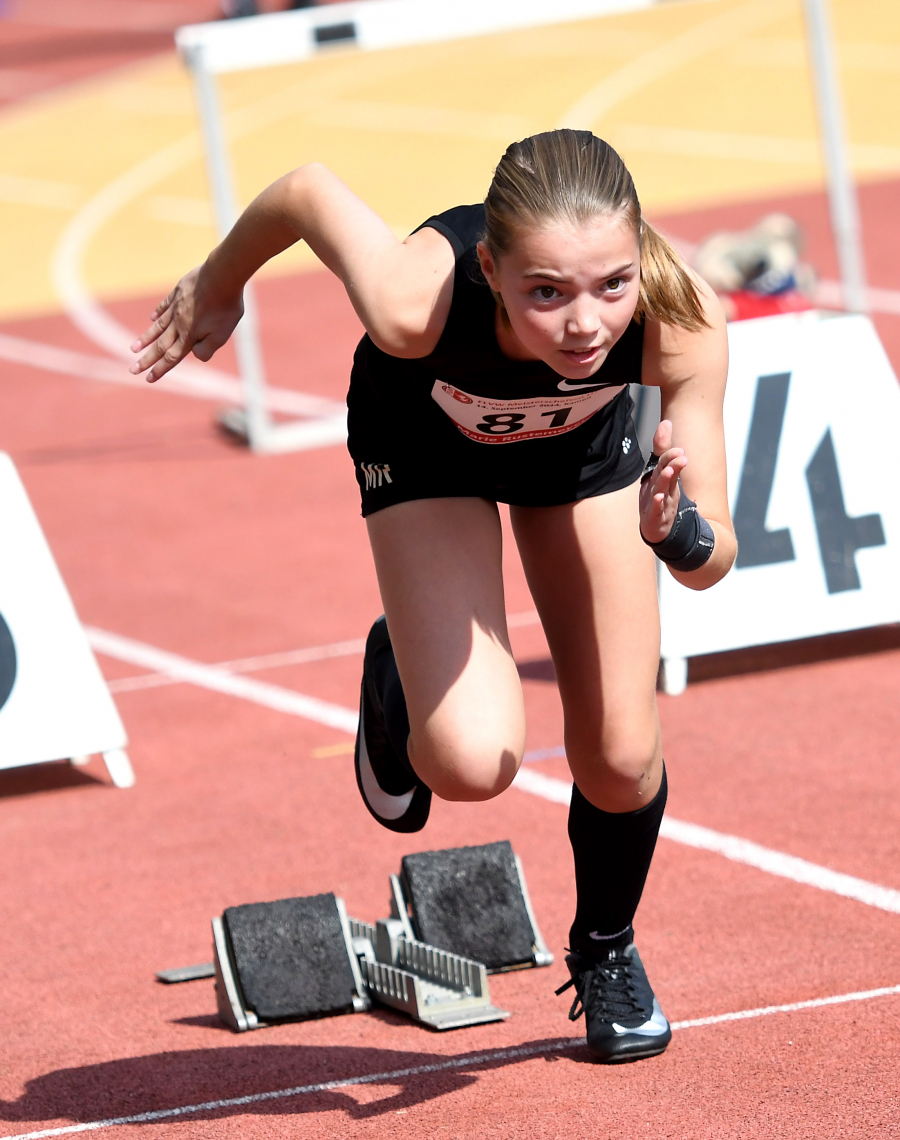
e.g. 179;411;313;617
641;269;728;391
400;223;458;269
370;225;457;358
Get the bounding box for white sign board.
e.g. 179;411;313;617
0;453;131;782
659;312;900;690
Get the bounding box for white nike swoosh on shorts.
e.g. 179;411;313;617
358;699;415;820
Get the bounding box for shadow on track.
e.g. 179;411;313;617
0;1038;581;1126
518;625;900;688
0;761;105;799
684;623;900;685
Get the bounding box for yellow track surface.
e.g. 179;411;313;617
0;0;898;321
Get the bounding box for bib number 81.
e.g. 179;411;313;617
475;408;573;435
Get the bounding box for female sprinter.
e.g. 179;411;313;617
131;130;736;1063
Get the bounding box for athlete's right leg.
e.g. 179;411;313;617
364;497;526;805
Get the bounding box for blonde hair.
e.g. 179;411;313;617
484;130;708;332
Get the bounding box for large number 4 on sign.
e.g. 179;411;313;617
657;313;900;693
733;371;885;591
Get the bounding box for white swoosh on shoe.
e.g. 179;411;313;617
612;998;670;1037
358;702;415;820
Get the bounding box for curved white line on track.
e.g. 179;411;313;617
48;59;381;421
50;133;201;363
46;136;343;418
557;0;784;130
4;983;898;1140
46;49;462;411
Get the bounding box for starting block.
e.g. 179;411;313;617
213;893;371;1031
391;841;553;971
162;841;550;1032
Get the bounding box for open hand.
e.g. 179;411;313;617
129;263;244;383
639;420;689;543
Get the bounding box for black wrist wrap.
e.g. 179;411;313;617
642;467;715;572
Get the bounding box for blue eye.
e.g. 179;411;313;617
535;286;558;300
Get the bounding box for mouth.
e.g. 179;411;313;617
559;345;603;366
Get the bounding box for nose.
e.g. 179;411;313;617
565;295;602;341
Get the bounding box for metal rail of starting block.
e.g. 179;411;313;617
349;917;509;1031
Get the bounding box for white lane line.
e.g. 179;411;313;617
105;638;368;694
4;983;898;1140
661;816;900;915
0;331;344;419
512;768;900;916
103;611;543;693
85;627;358;734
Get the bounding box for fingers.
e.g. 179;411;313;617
130;323;186;382
152;290;174;320
639;450;689;542
649;454;687;502
130;306;175;354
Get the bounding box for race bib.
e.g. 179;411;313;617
430;380;625;444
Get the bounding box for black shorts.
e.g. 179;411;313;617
348;385;645;517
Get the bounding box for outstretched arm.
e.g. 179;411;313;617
130;163;455;382
640;273;737;591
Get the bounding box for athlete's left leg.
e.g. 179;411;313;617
511;479;670;1061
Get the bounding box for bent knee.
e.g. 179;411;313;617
570;734;662;811
411;736;521;803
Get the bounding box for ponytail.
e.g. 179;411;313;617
636;221;709;332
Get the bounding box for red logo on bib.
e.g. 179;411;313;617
442;385;473;404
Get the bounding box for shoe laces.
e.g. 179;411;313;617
555;951;648;1026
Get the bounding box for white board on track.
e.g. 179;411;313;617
0;453;129;774
658;312;900;686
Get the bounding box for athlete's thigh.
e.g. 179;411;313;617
366;496;526;799
510;480;662;805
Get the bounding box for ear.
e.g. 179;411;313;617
476;240;500;291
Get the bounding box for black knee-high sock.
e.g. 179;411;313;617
371;640;415;780
567;765;668;958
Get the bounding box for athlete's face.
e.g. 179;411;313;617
477;213;641;379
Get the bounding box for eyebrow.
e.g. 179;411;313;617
521;261;637;281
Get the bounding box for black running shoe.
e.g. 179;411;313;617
354;616;431;833
556;939;672;1063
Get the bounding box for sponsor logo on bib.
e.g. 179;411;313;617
430;380;625;444
441;385;473;404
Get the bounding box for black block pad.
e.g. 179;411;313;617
401;841;535;970
223;893;356;1021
